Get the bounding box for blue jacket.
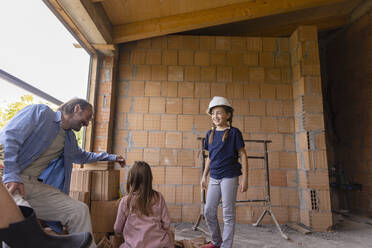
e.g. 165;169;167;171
0;104;117;193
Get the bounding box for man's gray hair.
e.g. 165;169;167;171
57;98;92;114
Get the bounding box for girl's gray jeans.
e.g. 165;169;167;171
205;176;238;248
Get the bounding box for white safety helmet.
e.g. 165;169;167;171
206;96;233;115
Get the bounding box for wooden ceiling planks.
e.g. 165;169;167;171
101;0;254;25
179;0;361;37
111;0;349;43
47;0;366;46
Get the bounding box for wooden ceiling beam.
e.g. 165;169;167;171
80;0;113;43
73;43;116;55
112;0;346;43
73;43;115;50
350;0;372;23
44;0;96;54
241;15;349;37
181;0;357;37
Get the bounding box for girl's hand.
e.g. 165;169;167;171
239;177;248;193
201;176;208;190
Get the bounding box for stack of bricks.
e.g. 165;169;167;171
89;169;120;245
324;11;372;216
290;26;332;231
69;169;91;206
69;168;120;245
115;34;299;224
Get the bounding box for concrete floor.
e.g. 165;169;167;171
174;214;372;248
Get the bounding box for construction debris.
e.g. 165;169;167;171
175;236;207;248
96;236;112;248
288;223;311;234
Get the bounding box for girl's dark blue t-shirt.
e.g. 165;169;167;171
203;127;245;179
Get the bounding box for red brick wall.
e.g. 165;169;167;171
115;35;298;224
325;11;372;215
290;26;332;231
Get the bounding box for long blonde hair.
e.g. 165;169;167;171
126;161;159;217
208;105;234;144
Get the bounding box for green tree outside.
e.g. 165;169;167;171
0;95;34;128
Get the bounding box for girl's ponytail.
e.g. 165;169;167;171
222;120;232;142
209;123;216;144
222;107;233;142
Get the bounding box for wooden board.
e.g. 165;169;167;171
112;0;348;43
81;0;113;43
102;0;255;25
181;0;359;37
288;223;312;234
44;0;96;54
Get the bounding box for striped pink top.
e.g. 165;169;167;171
114;192;173;248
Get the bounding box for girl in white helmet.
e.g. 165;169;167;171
201;96;248;248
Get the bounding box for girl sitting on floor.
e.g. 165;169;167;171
114;161;173;248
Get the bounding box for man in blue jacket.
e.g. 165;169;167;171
0;98;125;248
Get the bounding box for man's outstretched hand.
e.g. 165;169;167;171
115;155;126;167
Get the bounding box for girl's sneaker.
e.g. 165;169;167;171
201;242;220;248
